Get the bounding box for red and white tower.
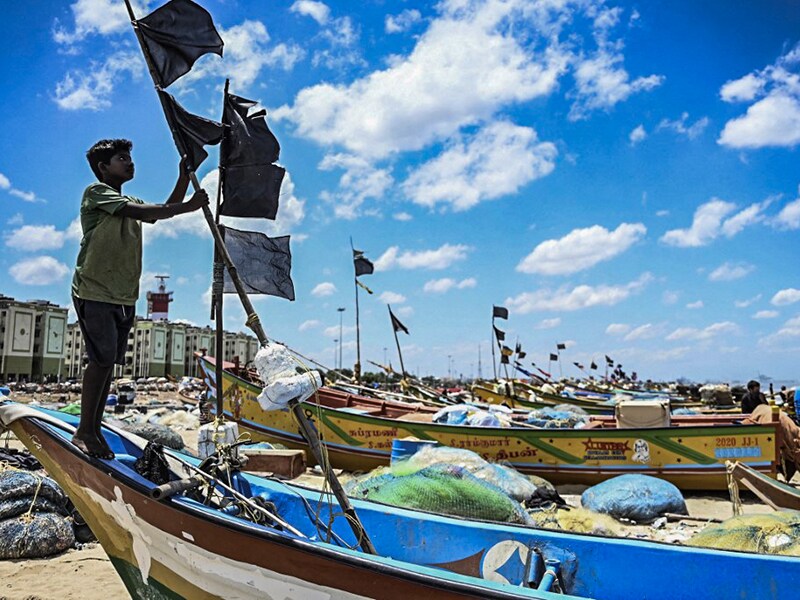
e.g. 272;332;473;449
146;275;173;321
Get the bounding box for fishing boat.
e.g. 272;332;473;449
2;402;799;600
728;460;800;511
198;355;780;490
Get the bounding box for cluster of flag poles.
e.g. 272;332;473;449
123;0;375;555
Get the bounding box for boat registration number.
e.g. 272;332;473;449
713;436;762;459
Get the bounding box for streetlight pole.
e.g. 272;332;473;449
447;355;452;380
337;307;345;372
333;339;338;370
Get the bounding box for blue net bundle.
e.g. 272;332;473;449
346;463;533;524
0;512;75;559
526;407;590;429
581;474;687;523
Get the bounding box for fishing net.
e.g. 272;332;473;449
526;407;590;429
528;505;621;536
581;474;687;523
393;445;564;508
0;471;68;506
346;464;533;524
0;512;75;559
432;404;512;428
113;420;184;450
687;512;800;555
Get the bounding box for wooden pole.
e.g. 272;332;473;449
389;305;406;379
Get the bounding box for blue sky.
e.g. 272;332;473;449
1;0;799;383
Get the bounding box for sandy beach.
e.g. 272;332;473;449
0;392;780;599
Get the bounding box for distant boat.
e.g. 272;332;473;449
198;355;781;491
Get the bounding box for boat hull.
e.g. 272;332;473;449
199;357;779;490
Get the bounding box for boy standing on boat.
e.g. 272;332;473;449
71;139;208;458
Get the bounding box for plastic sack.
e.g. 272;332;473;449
581;474;687;523
253;342;322;411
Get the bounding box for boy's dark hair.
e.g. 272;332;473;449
747;380;760;391
86;139;132;180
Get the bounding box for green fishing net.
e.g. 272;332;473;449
687;512;800;555
346;463;533;524
528;505;621;536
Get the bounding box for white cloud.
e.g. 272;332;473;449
517;222;646;276
624;323;663;342
393;212;412;222
423;277;476;294
181;21;303;91
53;0;150;45
757;315;800;349
656;112;709;139
379;291;407;304
7;213;23;225
605;323;630;336
0;173;10;189
665;321;739;341
656;210;669;217
708;261;755;282
735;294;761;308
686;300;704;309
5;225;65;251
662;290;679;305
660;198;769;247
772;288;800;306
54;51;143;111
774;190;800;230
375;243;469;271
569;49;663;121
719;44;800;148
9;256;70;285
318;153;393;219
753;310;779;319
311;282;337;297
290;0;330;25
629;124;646;145
272;0;576;160
298;319;321;331
505;272;652;314
403;121;557;212
323;324;356;338
385;9;422;34
535;317;561;330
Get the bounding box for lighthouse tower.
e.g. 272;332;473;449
146;275;173;321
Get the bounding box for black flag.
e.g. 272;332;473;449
389;306;409;335
353;249;374;277
605;355;614;365
501;346;513;357
158;90;224;171
492;306;509;320
518;350;527;359
590;361;598;370
493;326;505;342
500;354;509;364
549;353;559;361
557;342;567;350
573;362;585;370
219;93;285;219
137;0;224;88
220;226;294;300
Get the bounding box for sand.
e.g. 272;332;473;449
0;392;785;599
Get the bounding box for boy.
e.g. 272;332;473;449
72;139;208;458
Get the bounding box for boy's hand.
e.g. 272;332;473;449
185;189;209;211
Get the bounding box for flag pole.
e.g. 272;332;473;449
388;305;407;379
211;78;230;423
490;319;497;380
124;1;376;555
350;238;362;383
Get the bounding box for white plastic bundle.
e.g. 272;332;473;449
253;342;322;411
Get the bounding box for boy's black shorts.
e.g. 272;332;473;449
73;297;135;367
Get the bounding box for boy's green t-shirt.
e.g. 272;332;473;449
72;182;146;305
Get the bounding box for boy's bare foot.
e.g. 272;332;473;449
72;434;114;459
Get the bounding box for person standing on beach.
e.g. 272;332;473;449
71;139;208;458
740;379;767;414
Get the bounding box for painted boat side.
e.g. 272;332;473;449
199;357;779;490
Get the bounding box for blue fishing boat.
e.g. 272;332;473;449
1;402;797;599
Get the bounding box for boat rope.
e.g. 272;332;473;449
725;461;743;516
